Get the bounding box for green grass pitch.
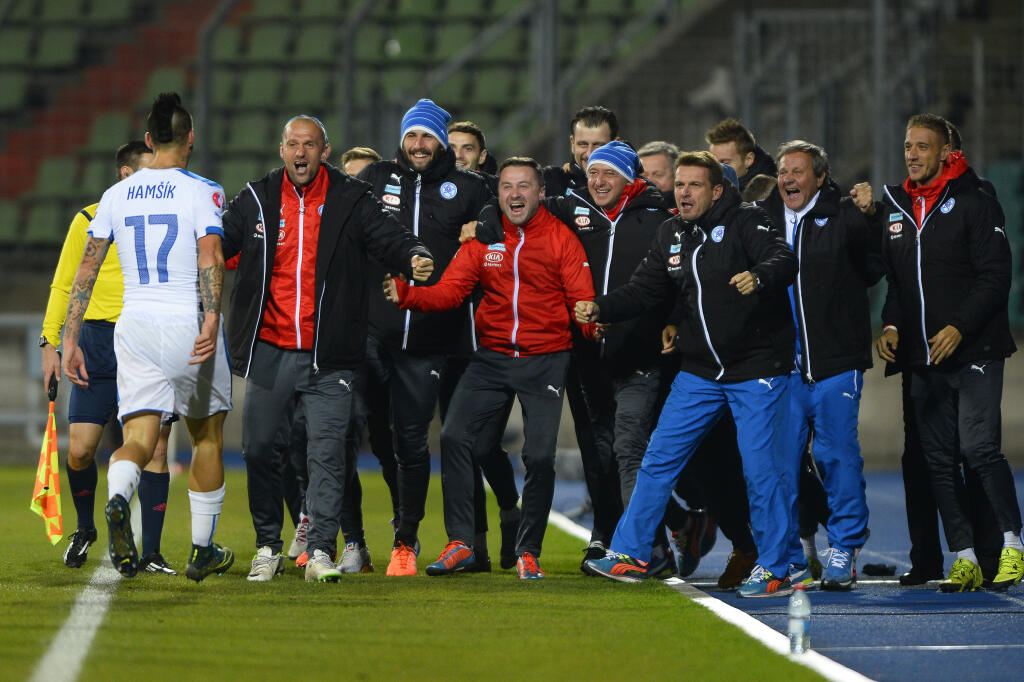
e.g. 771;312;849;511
0;466;820;680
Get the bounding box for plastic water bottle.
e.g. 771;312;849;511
787;584;810;654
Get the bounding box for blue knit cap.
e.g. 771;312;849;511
400;98;450;148
721;162;739;189
587;141;642;182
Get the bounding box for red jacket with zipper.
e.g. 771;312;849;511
395;205;597;357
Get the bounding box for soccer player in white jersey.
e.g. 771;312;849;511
63;93;234;582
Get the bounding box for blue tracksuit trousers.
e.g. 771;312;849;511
786;371;869;554
610;370;800;576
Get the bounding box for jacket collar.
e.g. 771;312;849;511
395;145;456;183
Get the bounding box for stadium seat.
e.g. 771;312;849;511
236;68;283;108
82;113;132;153
39;0;86;23
354;23;386;63
0;201;20;246
396;0;442;20
296;0;346;20
228;112;274;154
247;24;292;64
480;25;522;61
5;0;35;23
429;72;468;106
491;0;525;15
248;0;296;20
80;158;113;198
210;69;237;109
470;67;521;107
34;27;81;69
581;0;628;18
31;156;79;199
575;18;616;57
84;0;133;24
0;72;28;114
282;69;333;110
217;158;262;198
292;25;338;64
138;67;188;109
0;28;33;67
444;0;488;20
24;203;68;246
381;67;422;100
387;24;431;62
210;24;243;63
434;22;477;61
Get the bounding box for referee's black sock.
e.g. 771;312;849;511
139;470;170;556
67;461;98;530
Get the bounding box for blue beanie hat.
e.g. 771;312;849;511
401;98;450;148
721;162;739;189
586;141;642;182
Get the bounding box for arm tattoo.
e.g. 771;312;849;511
199;263;224;314
64;237;109;344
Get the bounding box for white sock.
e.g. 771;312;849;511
1003;531;1024;551
800;535;817;559
956;547;979;565
188;484;226;547
107;460;141;503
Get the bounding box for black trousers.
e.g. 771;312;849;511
900;370;1006;577
565;346;623;545
909;361;1021;554
440;348;569;557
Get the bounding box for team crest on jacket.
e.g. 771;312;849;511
711;225;725;242
889;222;903;234
440;182;458;199
940;197;955;213
815;217;828;227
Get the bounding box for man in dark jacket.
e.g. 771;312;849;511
578;151;802;597
357;99;518;576
877;113;1022;592
759;140;883;590
543;105;618;198
706;118;777;192
544;141;675;570
222;115;433;583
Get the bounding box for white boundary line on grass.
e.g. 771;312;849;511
30;562;121;682
548;509;874;682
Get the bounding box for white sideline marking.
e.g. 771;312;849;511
30;562;121;682
548;509;873;682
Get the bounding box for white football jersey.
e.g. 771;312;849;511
89;167;225;315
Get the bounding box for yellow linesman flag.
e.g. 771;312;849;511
30;395;63;545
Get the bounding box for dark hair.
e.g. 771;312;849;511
340;146;381;166
147;92;192;146
569;105;619;139
498;157;544;187
448;121;486;150
675;150;725;188
115;140;152;176
741;174;777;202
776;140;830;178
705;118;756;157
906;113;951;146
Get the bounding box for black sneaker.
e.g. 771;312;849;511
105;495;138;577
499;515;520;570
580;540;607;575
465;553;493;573
185;543;235;582
899;566;944;586
140;551;178;576
63;527;97;568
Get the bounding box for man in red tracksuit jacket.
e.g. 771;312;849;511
384;157;597;580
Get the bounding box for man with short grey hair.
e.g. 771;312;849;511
637;140;679;209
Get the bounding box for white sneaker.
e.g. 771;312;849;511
287;518;309;560
247;546;284;582
338;542;373;574
305;549;341;582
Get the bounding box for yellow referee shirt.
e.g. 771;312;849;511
41;203;124;347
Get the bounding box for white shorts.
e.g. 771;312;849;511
113;312;233;421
